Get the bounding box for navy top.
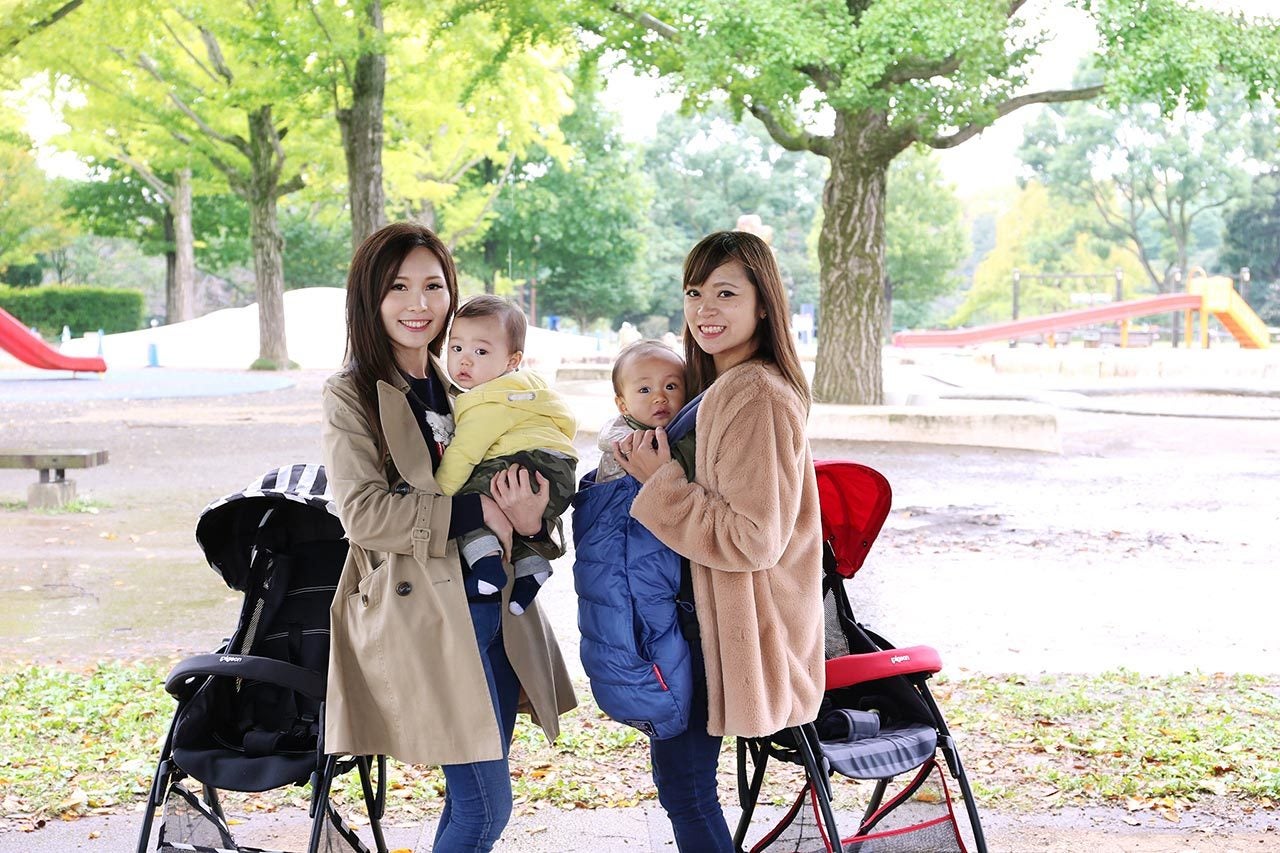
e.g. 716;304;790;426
402;370;549;603
403;372;484;541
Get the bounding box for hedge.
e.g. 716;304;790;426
0;285;145;338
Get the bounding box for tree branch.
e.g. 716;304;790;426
133;51;250;156
880;54;961;88
307;1;353;92
445;155;515;250
199;27;235;84
159;15;221;85
609;5;680;41
116;149;173;205
0;0;84;57
928;84;1105;149
275;172;306;199
747;101;831;157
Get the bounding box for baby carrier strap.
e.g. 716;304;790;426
667;391;705;644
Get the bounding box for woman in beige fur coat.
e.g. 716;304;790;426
614;230;824;852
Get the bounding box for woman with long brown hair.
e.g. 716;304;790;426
615;230;823;852
321;221;575;852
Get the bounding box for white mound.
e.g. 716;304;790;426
59;287;609;371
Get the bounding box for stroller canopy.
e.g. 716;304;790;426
813;461;891;579
195;463;343;591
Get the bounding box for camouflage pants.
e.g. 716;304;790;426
456;449;576;575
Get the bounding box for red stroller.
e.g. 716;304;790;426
733;461;988;853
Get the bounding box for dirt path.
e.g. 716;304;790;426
2;368;1278;847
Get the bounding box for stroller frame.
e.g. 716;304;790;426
732;461;989;853
135;463;390;853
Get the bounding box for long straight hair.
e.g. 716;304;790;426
681;230;811;412
343;222;459;458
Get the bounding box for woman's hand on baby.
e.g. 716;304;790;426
479;494;514;561
614;427;671;484
490;464;550;536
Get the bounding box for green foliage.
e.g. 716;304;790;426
1221;171;1280;324
0;661;172;818
638;107;826;327
463;76;649;331
952;182;1148;326
281;204;351;289
1021;75;1271;290
0;283;144;336
381;5;576;245
0;132;72;274
63;164;252;273
2;663;1278;822
883;145;969;329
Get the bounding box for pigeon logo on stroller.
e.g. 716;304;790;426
219;655;243;663
890;654;911;664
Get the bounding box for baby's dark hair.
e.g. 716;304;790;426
453;294;526;353
611;340;685;396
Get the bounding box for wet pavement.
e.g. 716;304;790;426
0;368;293;402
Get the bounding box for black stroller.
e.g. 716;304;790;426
733;461;988;853
135;463;389;853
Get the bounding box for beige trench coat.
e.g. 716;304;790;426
320;364;576;765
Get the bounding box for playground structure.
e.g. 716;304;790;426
893;269;1271;350
0;306;107;372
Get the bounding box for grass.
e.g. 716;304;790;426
1;664;1277;826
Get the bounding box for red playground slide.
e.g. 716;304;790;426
0;306;107;373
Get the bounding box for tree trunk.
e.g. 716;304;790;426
247;106;290;367
336;0;386;251
249;194;288;365
170;168;195;322
163;211;177;321
813;113;892;405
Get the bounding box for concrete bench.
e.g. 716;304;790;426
0;448;108;509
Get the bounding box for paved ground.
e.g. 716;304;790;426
2;355;1278;851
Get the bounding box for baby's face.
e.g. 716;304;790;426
447;315;520;389
616;352;687;428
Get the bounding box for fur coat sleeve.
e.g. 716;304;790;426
630;360;825;738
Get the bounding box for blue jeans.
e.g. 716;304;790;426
432;601;520;853
650;641;735;853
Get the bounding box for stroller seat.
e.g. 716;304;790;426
817;645;941;780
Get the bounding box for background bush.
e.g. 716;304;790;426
0;284;145;338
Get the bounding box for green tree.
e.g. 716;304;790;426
1221;171;1280;325
556;0;1280;403
882;145;968;330
467;78;649;332
638;108;827;329
19;0;332;366
0;0;83;56
381;7;575;250
953;181;1147;326
0;125;69;278
1021;77;1270;293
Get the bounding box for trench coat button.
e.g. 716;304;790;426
394;482;410;495
360;594;369;606
396;581;413;596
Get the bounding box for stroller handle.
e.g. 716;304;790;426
825;645;942;690
165;653;327;703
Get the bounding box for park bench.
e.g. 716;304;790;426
0;448;108;509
